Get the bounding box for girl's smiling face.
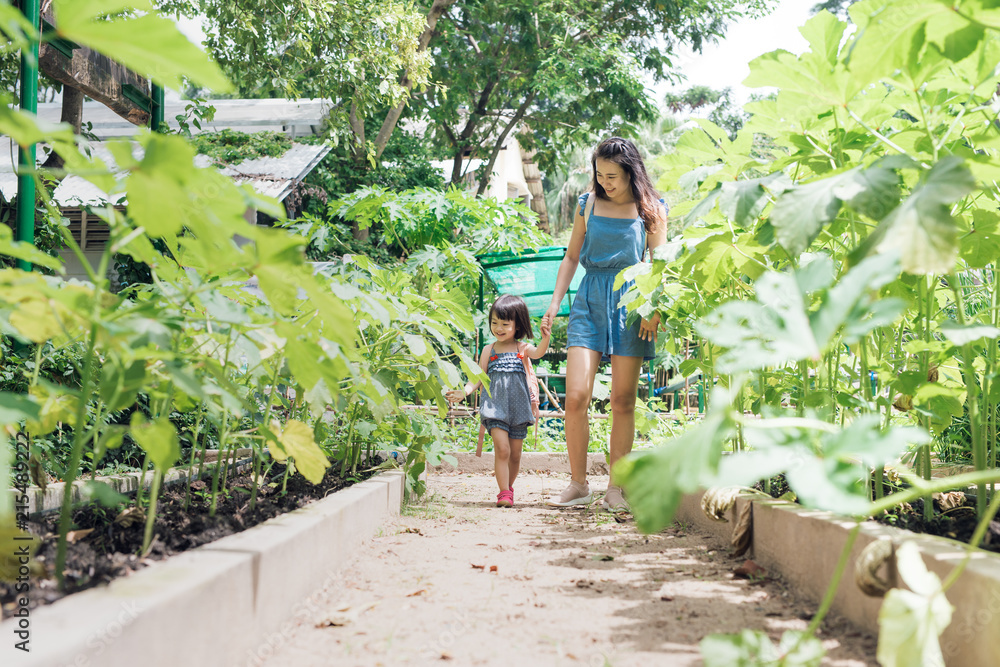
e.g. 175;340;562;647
491;316;516;343
596;158;631;202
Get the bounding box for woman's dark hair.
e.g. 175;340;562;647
490;294;533;340
591;136;663;233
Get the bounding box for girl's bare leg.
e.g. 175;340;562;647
508;437;523;489
563;346;602;484
608;355;644;484
492;428;511;491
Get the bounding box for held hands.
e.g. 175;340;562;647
445;389;467;404
639;312;663;343
540;306;557;338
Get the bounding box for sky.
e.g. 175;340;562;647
657;0;815;105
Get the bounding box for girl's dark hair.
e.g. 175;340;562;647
489;294;533;340
591;136;663;233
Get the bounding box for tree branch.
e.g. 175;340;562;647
476;90;537;197
373;0;458;159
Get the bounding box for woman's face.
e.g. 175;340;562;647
595;158;631;201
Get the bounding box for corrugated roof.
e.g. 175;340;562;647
36;98;334;139
0;138;330;206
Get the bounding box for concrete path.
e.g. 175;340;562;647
258;471;877;666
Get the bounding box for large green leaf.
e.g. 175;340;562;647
702;629;824;667
99;359;146;412
54;4;232;92
0;393;40;424
53;0;154;25
770;171;851;257
877;541;953;667
868;157;975;275
718;172;790;226
267;419;330;484
939;321;1000;345
129;414;180;471
616;392;735;534
800;9;848;66
959;209;1000;268
0;225;64;272
847;0;955;87
771;166;900;258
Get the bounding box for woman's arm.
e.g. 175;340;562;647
541;198;588;331
639;205;669;342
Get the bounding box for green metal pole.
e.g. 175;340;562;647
478;270;484;313
150;83;165;132
16;0;40;272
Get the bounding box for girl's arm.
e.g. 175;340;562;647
446;345;490;402
540;197;587;332
524;326;551;360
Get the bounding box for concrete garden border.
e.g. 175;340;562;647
675;491;1000;667
1;469;405;666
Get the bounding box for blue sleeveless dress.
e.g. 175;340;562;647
566;193;665;362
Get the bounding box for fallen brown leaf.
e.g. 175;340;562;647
114;506;145;528
933;491;966;511
733;560;767;580
66;528;94;543
406;588;427;597
489;565;498;573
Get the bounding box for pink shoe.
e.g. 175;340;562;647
496;489;513;508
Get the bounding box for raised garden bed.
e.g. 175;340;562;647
675;490;1000;667
0;468;404;665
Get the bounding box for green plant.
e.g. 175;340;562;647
612;3;1000;663
0;1;471;589
190;128;291;166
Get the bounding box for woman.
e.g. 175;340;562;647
541;137;667;511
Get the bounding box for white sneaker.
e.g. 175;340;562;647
547;480;592;507
600;485;630;513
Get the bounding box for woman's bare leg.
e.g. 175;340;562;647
563;346;603;484
608;355;644;484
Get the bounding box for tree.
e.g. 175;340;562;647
810;0;854;18
412;0;775;195
664;86;746;138
157;0;432;156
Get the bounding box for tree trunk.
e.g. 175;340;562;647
348;100;370;241
61;85;85;133
41;84;84;170
476;91;536;198
446;80;498;186
373;0;457;160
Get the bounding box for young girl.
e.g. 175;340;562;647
447;294;551;507
541;136;667;512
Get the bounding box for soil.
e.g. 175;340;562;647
0;459;379;619
874;497;1000;553
257;472;878;666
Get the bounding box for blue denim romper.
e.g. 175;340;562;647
566;193;664;362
